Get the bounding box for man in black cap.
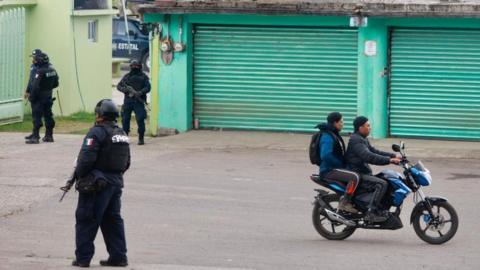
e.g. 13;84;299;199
117;60;150;145
25;52;59;144
345;116;401;222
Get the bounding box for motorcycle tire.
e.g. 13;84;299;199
412;200;458;245
312;193;356;240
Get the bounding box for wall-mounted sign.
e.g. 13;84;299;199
364;40;377;56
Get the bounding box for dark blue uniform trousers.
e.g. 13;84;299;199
121;101;146;136
75;184;127;264
31;97;55;134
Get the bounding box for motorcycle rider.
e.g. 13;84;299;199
345;116;401;222
319;112;360;214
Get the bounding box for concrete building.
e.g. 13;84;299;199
139;0;480;140
0;0;117;124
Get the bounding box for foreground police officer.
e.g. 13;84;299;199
25;52;59;144
71;99;130;267
117;60;150;145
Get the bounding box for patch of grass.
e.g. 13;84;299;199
0;112;151;136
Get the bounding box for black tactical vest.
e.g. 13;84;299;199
37;64;59;97
94;124;130;173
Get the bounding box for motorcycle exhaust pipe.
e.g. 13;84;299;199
324;209;356;227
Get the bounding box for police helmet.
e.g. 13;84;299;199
34;53;49;65
95;99;119;120
130;59;142;70
30;49;43;57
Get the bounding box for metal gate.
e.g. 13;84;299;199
389;28;480;140
193;25;358;132
0;8;26;125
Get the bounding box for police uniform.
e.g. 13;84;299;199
117;67;150;144
27;55;59;143
74;122;130;266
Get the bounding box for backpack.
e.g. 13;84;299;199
309;130;323;166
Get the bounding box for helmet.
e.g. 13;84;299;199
30;49;43;57
130;59;142;70
95;99;119;120
34;53;49;65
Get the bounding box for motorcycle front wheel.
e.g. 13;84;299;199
312;193;356;240
412;200;458;245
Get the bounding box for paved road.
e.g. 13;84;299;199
0;131;479;269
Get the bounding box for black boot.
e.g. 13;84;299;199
365;209;389;223
25;130;40;144
72;260;90;268
24;133;34;140
138;133;144;145
42;129;54;142
99;259;128;267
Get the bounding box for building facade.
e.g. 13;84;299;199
0;0;116;124
140;0;480;140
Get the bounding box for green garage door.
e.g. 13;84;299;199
390;28;480;140
193;25;358;132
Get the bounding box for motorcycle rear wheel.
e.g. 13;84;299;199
312;193;356;240
412;200;458;245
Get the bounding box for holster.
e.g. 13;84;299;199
75;170;108;193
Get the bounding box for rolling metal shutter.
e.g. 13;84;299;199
390;28;480;140
193;25;358;132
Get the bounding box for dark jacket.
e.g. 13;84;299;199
345;132;395;175
319;123;346;177
117;69;151;104
75;122;131;187
29;63;59;102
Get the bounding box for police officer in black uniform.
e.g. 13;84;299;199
117;60;150;145
71;99;130;268
25;52;59;144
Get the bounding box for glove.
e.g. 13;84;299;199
133;90;142;99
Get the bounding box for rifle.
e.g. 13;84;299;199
124;84;151;112
59;171;76;202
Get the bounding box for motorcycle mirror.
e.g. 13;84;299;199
392;144;401;152
400;141;405;150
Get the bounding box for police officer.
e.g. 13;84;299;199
71;99;130;268
117;60;150;145
25;52;59;144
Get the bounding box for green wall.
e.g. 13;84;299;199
145;13;480;138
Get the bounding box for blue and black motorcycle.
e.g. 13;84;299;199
311;142;458;244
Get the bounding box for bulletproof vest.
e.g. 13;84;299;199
94;124;130;173
126;71;147;92
37;64;59;97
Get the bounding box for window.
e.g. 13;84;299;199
115;21;127;36
74;0;108;10
88;20;98;42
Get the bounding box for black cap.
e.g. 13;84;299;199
30;49;42;57
353;116;369;132
327;112;342;124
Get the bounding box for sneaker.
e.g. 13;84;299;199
338;197;359;214
42;135;54;142
25;137;40;144
72;260;90;268
365;210;389;223
99;259;128;267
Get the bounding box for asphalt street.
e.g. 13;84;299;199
0;131;479;270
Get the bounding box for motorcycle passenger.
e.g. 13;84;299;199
319;112;360;214
345;116;401;222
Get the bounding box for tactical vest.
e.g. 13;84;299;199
94;124;130;173
37;64;59;97
125;71;148;101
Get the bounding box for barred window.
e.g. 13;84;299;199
88;20;98;42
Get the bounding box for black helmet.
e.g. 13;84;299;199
34;53;49;65
95;99;119;120
30;49;43;57
130;59;142;70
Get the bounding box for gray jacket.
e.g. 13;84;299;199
345;133;395;175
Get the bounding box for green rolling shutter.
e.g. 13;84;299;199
390;28;480;140
193;25;358;132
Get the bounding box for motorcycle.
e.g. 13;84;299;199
310;142;458;244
